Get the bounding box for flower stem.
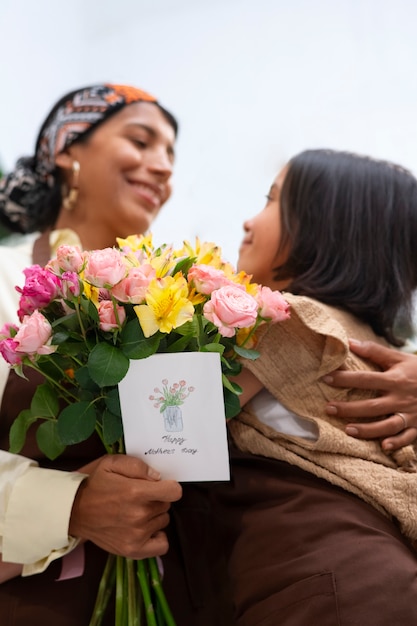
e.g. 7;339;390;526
88;553;116;626
136;560;157;626
126;558;139;626
149;558;177;626
115;555;126;625
238;317;263;348
24;361;80;403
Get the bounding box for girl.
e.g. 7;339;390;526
217;149;417;625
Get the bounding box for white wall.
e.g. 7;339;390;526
1;0;417;263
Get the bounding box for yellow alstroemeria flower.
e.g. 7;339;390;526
134;274;195;337
178;237;224;268
230;269;260;296
116;233;154;255
187;286;207;306
82;280;100;306
150;247;177;277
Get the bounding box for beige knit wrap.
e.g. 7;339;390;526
229;293;417;543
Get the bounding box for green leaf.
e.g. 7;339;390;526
222;373;239;394
233;345;260;360
201;343;225;354
105;388;122;417
53;311;82;332
102;409;123;445
230;381;243;395
164;334;194;353
13;364;26;380
56;341;84;357
223;388;241;419
75;365;100;391
80;296;100;323
120;319;160;359
9;409;37;453
51;330;71;344
88;343;130;386
221;356;242;376
171;256;196;276
31;383;59;418
57;401;97;444
36;420;66;460
36;354;74;382
172;318;198;336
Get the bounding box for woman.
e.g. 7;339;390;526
215;149;417;625
0;83;231;625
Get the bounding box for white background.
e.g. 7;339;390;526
1;0;417;264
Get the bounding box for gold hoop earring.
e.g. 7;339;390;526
62;161;80;211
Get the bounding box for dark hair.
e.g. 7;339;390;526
274;149;417;345
0;86;178;234
32;89;178;232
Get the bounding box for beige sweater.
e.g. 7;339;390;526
229;293;417;544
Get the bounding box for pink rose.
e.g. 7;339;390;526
188;264;232;295
110;264;155;303
203;284;259;337
84;248;128;288
0;337;22;365
17;265;62;320
256;286;290;322
14;310;56;356
0;322;19;340
98;301;126;331
61;271;82;298
0;323;22;365
47;245;86;274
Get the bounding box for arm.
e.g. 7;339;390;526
323;339;417;451
234;367;264;407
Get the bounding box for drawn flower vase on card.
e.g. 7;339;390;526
149;378;195;432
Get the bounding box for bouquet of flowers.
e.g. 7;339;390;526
0;233;290;626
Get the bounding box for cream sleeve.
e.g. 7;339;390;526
0;234;88;576
0;451;87;575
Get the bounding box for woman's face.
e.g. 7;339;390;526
57;101;176;248
237;166;290;289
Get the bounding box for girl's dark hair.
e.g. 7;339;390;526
274;149;417;345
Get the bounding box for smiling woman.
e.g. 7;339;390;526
54;100;176;249
0;84;230;626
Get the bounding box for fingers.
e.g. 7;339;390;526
322;339;415;392
323;370;391;392
101;453;162;481
348;339;404;368
342;413;417;452
344;413;409;439
129;477;183;504
137;531;170;559
96;509;172;560
381;428;417;452
326;397;393;420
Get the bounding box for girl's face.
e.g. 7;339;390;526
237;166;290;289
56;101;176;249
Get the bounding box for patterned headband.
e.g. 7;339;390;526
0;83;159;233
35;83;157;180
